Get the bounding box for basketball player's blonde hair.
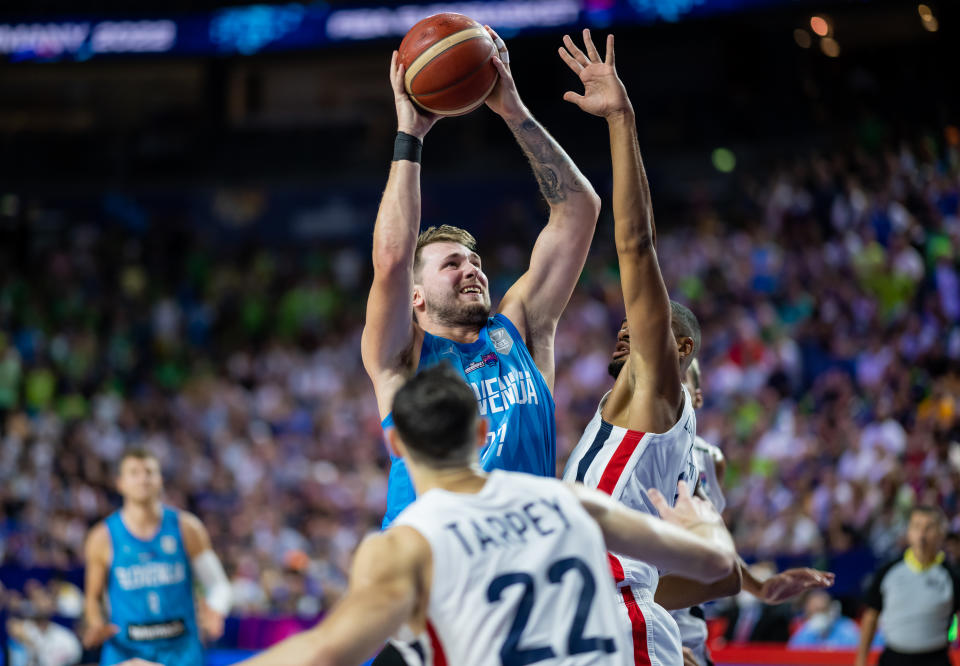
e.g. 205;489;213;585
413;225;478;279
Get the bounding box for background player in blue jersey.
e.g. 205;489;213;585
82;449;232;666
363;27;601;527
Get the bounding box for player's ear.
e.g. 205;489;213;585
677;336;694;361
412;285;424;309
386;428;407;459
475;417;489;449
693;388;704;409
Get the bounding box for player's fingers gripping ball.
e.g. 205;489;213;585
398;13;499;116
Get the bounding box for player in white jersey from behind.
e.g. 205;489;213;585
558;30;741;666
665;360;834;665
237;365;737;666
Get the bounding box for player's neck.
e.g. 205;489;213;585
420;317;483;344
409;465;488;495
121;500;163;534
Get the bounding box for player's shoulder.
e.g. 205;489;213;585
85;520;112;559
362;525;432;573
937;559;960;584
86;520;110;543
176;509;212;554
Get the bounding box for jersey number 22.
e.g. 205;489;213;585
486;556;617;665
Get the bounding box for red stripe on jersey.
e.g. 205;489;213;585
608;552;625;583
596;430;645;495
426;621;448;666
620;587;652;666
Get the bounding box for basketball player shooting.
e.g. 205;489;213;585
82;450;232;666
365;26;602;528
236;365;736;666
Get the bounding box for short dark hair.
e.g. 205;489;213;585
118;448;158;474
392;365;479;466
670;301;701;362
910;505;947;529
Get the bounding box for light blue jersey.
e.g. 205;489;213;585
101;506;203;666
382;314;556;527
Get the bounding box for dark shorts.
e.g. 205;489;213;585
878;647;951;666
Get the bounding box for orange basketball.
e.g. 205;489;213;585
398;13;499;117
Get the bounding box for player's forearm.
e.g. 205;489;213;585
373;161;422;273
606;110;655;255
655;567;742;610
604;507;735;583
84;596;106;625
738;556;765;596
505;111;598;212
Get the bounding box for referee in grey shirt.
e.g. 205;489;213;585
856;506;960;666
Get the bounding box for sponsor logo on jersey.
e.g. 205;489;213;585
464;352;499;375
127;619;186;641
489;327;513;355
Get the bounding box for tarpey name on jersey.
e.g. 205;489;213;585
469;369;540;416
443;496;570;557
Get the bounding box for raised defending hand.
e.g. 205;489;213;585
559;30;632;119
390;50;440;140
483;26;526;120
760;567;835;604
648;481;724;531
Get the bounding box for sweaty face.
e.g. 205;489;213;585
117;457;163;503
907;512;945;559
608;319;629;379
415;242;491;329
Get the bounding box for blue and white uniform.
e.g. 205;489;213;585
382;314;556;527
101;506;202;666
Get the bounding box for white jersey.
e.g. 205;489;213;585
670;436;726;665
392;470;630;666
669;608;709;664
563;386;697;666
691;436;725;513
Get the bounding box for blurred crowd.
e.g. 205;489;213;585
0;129;959;625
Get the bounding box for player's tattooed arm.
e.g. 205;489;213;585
483;26;594;206
489;25;599;381
506;115;592;204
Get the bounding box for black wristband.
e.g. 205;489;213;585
393;131;423;163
